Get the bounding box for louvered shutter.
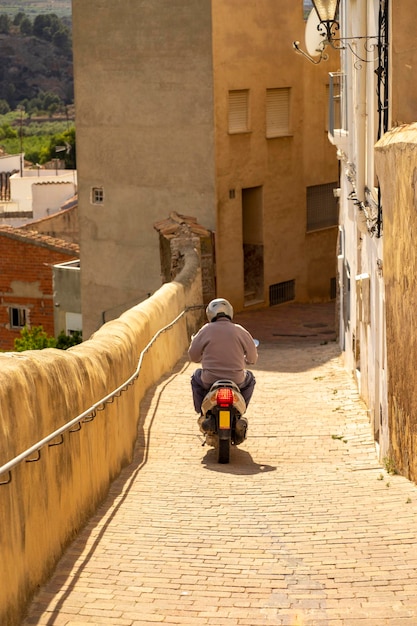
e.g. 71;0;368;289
228;90;249;133
266;88;290;137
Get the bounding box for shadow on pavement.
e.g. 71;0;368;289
201;446;277;475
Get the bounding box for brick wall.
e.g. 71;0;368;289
0;229;78;351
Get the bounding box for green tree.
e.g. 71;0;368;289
0;14;11;34
0;100;10;115
24;145;42;165
42;91;62;111
52;27;71;54
13;12;26;26
20;16;33;36
14;326;57;351
33;14;61;41
0;123;17;139
41;126;76;168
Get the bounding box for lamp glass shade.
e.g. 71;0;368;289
312;0;340;22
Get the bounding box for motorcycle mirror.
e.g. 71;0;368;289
254;339;259;347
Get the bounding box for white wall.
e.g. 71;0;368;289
334;0;388;457
7;170;77;224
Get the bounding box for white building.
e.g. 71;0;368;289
330;0;389;458
297;0;389;458
0;153;77;227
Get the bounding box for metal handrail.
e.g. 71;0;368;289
0;307;192;485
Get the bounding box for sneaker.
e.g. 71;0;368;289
201;414;216;433
197;414;215;434
234;417;248;444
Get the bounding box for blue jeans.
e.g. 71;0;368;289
190;369;256;413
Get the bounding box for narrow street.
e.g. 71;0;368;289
23;304;417;625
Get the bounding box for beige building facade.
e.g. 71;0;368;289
72;1;339;337
72;0;217;336
212;1;339;310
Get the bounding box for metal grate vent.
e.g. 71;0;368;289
269;280;295;306
330;277;337;300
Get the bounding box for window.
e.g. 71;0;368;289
329;72;348;136
266;88;291;138
306;182;339;231
228;89;250;134
66;312;82;336
91;187;104;205
9;307;27;329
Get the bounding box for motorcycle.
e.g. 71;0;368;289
199;379;248;464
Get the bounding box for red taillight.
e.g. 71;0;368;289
216;387;234;406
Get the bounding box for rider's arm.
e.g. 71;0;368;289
239;327;258;365
188;325;209;363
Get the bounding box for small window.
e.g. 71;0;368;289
9;307;27;329
91;187;104;205
306;182;339;231
228;89;250;134
329;72;348;136
266;88;291;138
65;312;82;335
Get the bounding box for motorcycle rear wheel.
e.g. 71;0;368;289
218;438;230;464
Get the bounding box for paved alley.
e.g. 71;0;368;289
23;304;417;625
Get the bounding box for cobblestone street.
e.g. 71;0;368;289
23;304;417;625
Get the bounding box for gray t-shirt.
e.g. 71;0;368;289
188;317;258;386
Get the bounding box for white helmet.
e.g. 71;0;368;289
206;298;234;322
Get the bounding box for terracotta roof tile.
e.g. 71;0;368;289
154;211;211;239
0;224;79;255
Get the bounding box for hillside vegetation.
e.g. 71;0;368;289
0;1;71;19
0;5;74;165
0;11;73;111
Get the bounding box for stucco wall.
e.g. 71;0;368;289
0;245;202;626
32;181;76;221
21;206;79;243
375;123;417;481
391;2;417;126
212;1;339;309
72;0;216;337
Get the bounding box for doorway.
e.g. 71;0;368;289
242;186;264;305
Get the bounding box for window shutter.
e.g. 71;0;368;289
228;90;249;133
266;88;290;137
306;181;339;231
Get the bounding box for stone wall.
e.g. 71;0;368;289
375;123;417;481
0;246;203;625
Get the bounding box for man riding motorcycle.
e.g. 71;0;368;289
188;298;258;441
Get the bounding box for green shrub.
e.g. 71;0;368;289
56;330;82;349
14;326;82;351
14;326;56;351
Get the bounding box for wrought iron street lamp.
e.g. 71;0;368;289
293;0;386;66
311;0;341;45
